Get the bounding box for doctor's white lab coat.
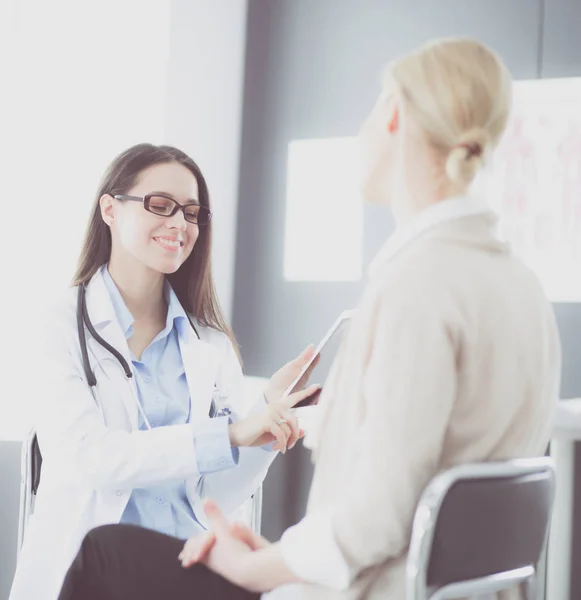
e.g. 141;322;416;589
9;269;276;600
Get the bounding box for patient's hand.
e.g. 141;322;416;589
230;521;272;551
179;499;258;589
179;506;272;568
178;531;217;567
180;499;298;593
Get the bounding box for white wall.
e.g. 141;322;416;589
0;0;248;440
0;1;248;593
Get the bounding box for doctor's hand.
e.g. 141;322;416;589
228;384;320;452
264;344;319;404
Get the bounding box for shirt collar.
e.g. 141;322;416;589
165;283;192;343
101;265;191;342
368;195;494;278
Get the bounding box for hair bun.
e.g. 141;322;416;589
445;128;491;186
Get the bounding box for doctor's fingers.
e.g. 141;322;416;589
294;344;316;368
269;421;290;453
274;408;300;449
282;383;321;409
296;353;321;388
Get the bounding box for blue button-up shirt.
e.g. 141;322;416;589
102;266;238;538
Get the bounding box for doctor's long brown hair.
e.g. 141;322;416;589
72;143;241;362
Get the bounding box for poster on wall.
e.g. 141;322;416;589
476;77;581;302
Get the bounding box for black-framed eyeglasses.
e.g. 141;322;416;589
113;194;212;226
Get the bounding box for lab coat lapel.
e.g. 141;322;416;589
83;269;140;427
179;328;219;425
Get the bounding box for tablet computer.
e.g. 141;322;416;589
284;309;353;408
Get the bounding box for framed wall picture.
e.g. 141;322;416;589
476;78;581;302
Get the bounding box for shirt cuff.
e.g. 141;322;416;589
249;393;269;414
279;511;354;591
193;416;240;475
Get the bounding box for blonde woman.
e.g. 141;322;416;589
58;37;560;600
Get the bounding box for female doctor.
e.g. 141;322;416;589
9;143;318;600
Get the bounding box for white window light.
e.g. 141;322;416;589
284;137;363;282
0;0;170;441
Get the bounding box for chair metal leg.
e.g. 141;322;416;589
535;546;548;600
523;573;538;600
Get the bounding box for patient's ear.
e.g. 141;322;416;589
386;103;399;134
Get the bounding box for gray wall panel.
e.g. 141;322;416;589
541;0;581;77
0;442;20;599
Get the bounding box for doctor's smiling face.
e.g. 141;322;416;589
73;144;239;356
100;161;201;275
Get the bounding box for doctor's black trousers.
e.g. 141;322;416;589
58;524;261;600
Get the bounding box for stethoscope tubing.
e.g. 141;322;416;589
75;282;219;428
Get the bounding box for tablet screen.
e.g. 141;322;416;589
285;311;352;408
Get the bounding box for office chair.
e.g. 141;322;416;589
406;458;555;600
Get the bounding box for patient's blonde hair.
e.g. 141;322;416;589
390;38;512;189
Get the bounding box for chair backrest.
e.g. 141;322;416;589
250;485;263;534
17;429;263;556
17;429;42;555
406;458;555;600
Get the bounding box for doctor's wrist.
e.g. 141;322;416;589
228;422;243;447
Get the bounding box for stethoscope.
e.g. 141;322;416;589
76;283;229;427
